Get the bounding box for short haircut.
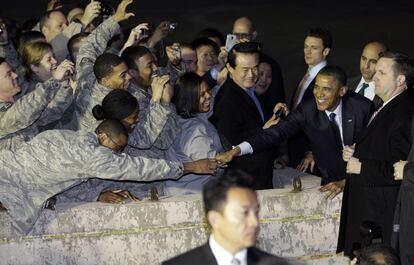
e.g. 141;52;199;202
195;28;225;46
203;169;256;217
121;45;151;70
95;119;129;141
191;37;220;57
380;51;414;88
306;27;333;49
67;32;89;61
21;41;53;78
317;65;347;87
92;89;138;121
39;10;60;32
172;72;203;119
0;57;5;65
357;245;400;265
18;31;46;54
93;53;124;81
180;42;195;51
227;42;262;68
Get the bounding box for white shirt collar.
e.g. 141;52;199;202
209;235;247;265
355;77;376;101
308;60;327;78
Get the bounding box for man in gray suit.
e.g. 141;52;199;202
348;42;387;109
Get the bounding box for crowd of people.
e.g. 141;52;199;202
0;0;413;264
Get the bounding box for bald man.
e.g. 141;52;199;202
231;16;285;117
348;42;387;109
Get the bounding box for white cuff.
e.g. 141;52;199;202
237;141;254;156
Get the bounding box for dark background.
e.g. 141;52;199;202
2;0;413;100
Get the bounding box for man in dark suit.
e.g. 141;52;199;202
341;51;414;257
211;42;275;189
162;170;281;265
348;42;387;110
393;120;414;265
216;66;373;197
288;28;332;168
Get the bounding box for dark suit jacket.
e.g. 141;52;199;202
348;75;383;110
248;91;373;184
338;90;414;256
288;66;325;167
162;243;276;265
211;77;275;189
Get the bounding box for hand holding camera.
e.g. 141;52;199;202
147;21;178;48
166;43;181;66
80;0;102;27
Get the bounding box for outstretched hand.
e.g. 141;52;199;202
183;158;220;175
112;0;135;23
215;147;241;165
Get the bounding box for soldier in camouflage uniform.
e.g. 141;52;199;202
0;119;218;234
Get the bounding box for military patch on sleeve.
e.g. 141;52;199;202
0;102;12;112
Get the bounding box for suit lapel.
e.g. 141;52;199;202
202;243;220;265
231;82;263;122
358;92;405;143
341;96;355;145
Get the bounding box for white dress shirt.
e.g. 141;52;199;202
209;235;247;265
237;99;344;155
324;100;344;146
296;60;327;104
355;77;376;101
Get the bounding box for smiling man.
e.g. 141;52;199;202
162;170;284;265
216;66;373;191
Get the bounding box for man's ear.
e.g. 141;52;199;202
97;132;108;143
226;63;234;76
396;74;406;88
251;31;258;41
339;85;348;97
323;47;331;58
207;211;221;230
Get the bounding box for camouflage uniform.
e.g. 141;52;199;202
0;129;183;234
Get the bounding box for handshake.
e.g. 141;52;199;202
185;148;240;176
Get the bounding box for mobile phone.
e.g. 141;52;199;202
274;108;285;119
225;34;237;52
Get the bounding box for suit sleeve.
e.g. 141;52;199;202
248;108;305;153
359;118;412;186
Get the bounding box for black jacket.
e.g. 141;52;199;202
248;91;373;184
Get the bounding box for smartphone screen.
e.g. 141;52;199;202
225;34;237;52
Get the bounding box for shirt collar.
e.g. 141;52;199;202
209;235;247;265
308;60;327;77
324;99;343;118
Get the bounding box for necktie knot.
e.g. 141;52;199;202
329;112;336;123
358;83;369;96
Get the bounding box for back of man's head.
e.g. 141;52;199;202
203;169;256;217
306;28;333;50
95;119;128;142
380;51;414;88
227;42;262;68
232;16;257;41
318;65;347;87
357;245;400;265
68;32;89;62
93;53;125;81
121;45;151;70
195;28;225;47
18;31;46;54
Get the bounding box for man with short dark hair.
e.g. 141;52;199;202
357;245;400;265
289;27;332;169
216;66;373;191
348;42;387;110
212;42;275;189
341;51;414;256
71;0;134;131
162;170;279;265
121;45;180;153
